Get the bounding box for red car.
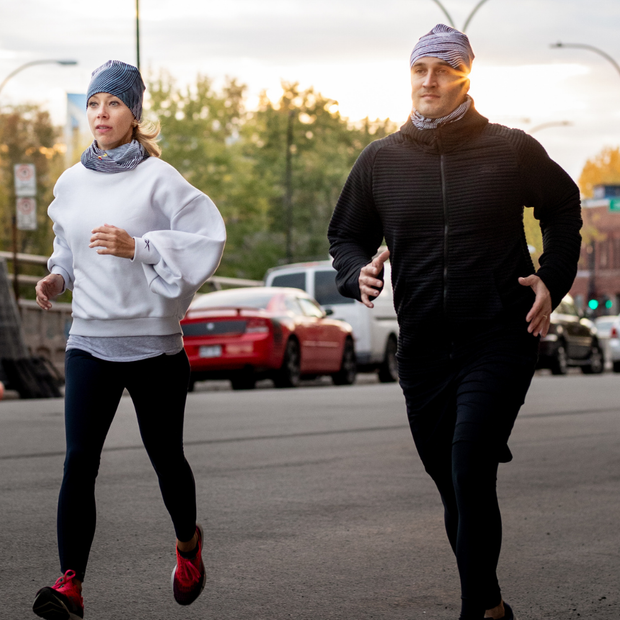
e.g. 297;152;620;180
181;287;356;390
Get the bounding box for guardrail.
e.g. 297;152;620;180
0;251;262;288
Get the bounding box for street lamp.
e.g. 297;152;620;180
430;0;491;32
550;42;620;79
0;58;77;302
529;120;572;134
0;59;77;97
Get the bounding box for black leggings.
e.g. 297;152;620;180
58;348;197;582
398;322;538;620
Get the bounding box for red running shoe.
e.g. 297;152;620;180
33;569;84;620
171;524;206;605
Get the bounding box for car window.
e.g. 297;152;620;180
563;300;579;316
270;272;306;291
283;296;303;316
314;270;354;305
298;297;324;318
191;289;275;310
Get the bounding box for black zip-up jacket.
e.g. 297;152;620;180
328;107;582;357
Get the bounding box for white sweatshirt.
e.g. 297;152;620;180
48;157;226;337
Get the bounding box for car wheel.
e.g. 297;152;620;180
550;343;568;375
231;370;256;390
613;360;620;373
581;344;604;374
378;336;398;383
332;338;357;386
273;339;301;388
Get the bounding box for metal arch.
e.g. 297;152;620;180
462;0;491;32
430;0;456;27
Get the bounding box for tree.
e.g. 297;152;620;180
578;146;620;198
0;105;65;298
147;74;396;281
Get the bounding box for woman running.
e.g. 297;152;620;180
33;60;226;619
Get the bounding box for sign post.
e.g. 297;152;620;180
13;163;37;302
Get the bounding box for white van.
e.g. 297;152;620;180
264;260;399;382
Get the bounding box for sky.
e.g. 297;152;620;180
1;0;619;181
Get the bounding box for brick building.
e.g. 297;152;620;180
570;185;620;316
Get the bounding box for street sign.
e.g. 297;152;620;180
609;198;620;212
14;164;37;197
16;197;37;230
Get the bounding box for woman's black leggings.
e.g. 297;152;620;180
58;348;197;582
398;321;538;620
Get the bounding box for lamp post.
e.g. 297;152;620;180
0;58;77;302
551;42;620;311
430;0;491;32
0;59;77;97
136;0;141;71
528;120;572;134
550;42;620;79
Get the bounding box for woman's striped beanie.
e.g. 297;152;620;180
410;24;475;73
86;60;145;120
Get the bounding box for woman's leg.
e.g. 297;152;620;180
58;349;125;582
125;351;197;543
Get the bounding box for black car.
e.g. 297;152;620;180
537;296;605;375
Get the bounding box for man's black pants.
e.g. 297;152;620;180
398;320;539;620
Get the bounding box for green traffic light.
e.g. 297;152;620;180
605;300;613;309
588;299;599;310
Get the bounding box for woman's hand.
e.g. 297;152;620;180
90;224;136;259
35;274;65;310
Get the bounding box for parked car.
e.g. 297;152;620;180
537;295;605;375
594;314;619;370
607;317;620;373
264;259;399;382
181;287;356;390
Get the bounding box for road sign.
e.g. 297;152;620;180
16;197;37;230
609;198;620;212
14;164;37;197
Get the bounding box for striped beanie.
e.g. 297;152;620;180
86;60;145;120
410;24;475;73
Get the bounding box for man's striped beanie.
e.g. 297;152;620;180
86;60;145;120
409;24;475;73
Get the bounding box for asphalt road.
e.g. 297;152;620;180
1;372;619;620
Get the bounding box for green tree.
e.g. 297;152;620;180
0;105;65;298
247;82;395;269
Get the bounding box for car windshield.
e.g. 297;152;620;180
191;289;276;310
596;317;617;330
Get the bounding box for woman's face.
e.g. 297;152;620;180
87;92;135;150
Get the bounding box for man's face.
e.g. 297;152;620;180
410;56;470;118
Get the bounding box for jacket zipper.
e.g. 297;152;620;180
440;152;448;317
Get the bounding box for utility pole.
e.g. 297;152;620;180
284;109;294;263
136;0;141;71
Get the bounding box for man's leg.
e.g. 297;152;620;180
58;349;125;582
398;355;460;551
451;342;537;620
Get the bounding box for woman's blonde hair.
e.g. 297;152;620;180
132;118;162;158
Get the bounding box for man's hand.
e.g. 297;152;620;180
89;224;135;259
35;273;65;310
519;274;552;337
359;249;390;308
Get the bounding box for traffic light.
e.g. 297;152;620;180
588;298;599;310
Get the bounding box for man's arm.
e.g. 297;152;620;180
517;133;582;311
328;145;385;302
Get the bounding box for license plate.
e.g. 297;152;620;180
199;345;222;358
